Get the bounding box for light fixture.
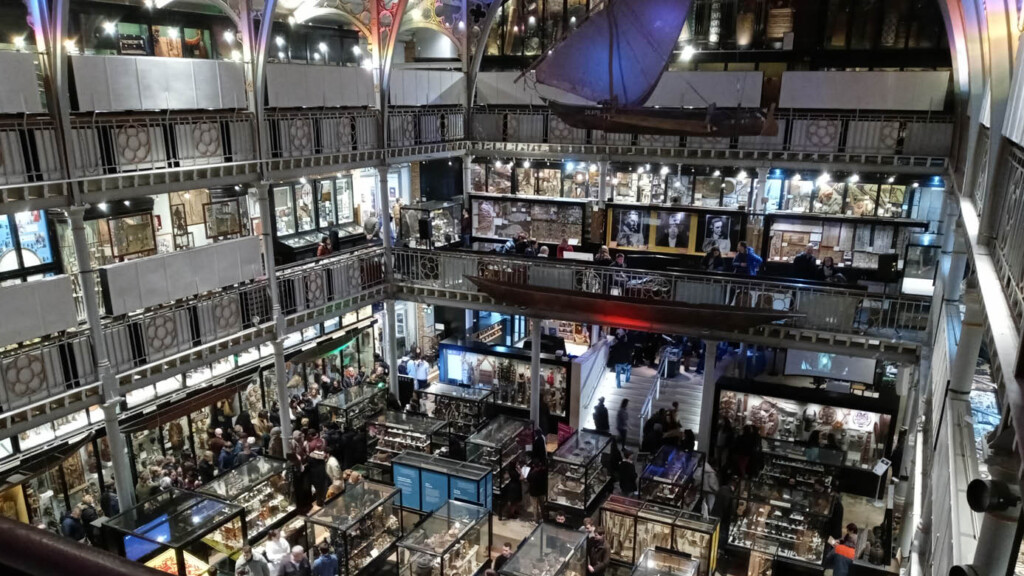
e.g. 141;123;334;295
589;163;598;172
299;177;307;184
680;45;696;62
12;36;25;50
234;184;242;190
230;49;241;61
223;30;235;43
522;160;531;168
791;174;801;182
167;28;178;40
448;160;452;166
887;176;895;184
712;170;720;177
98;202;108;211
183;192;190;199
660;166;670;176
360;57;373;69
848;174;860;183
816;172;831;186
912;181;919;188
575;173;585;182
318;42;328;53
565;161;575;171
337;172;343;177
637;166;645;175
278;51;285;60
352;44;362;55
513;25;519;34
528;16;537;25
737;170;748;179
458;21;465;30
288;15;296;25
645;163;651;171
63;38;78;54
144;0;154;7
313;52;321;60
495;160;503;168
275;36;285;47
123;200;131;206
612;177;620;185
570;16;577;24
102;21;117;36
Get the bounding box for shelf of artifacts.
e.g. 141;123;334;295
197;456;295;538
465;415;529;494
470;195;587;245
630;548;700;576
420;383;494;438
600;495;719;576
758;438;844;492
102;489;246;576
366;410;450;469
438;339;572;420
396;500;491;576
305;481;404;576
727;494;830;566
763;214;925;272
548;430;612;513
639;446;706;510
497;522;587;576
317;385;387;431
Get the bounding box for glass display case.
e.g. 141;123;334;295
599;496;719;575
549;430;611;512
465;416;528;495
470;196;586;245
728;497;828;565
499;523;587;576
736;478;834;517
396;501;491;576
746;539;779;576
317;386;386;431
102;489;245;576
400;200;462;249
630;548;699;576
197;457;294;538
639;447;705;509
304;481;404;576
367;411;450;469
420;383;494;437
759;438;842;492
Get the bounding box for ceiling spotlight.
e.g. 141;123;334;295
223;30;235;43
848;174;860;183
278;51;285;60
612;177;620;185
13;36;25;50
674;181;682;189
887;176;895;184
522;160;531;168
528;16;537;25
313;52;321;60
166;28;178;40
360;57;373;69
98;202;108;211
660;166;670;176
680;45;696;62
589;163;598;173
816;172;831;186
737;170;748;180
144;0;154;7
458;21;465;30
912;181;919;188
791;174;801;182
183;192;190;199
102;21;117;36
570;16;577;24
565;161;575;171
645;163;651;171
287;15;296;25
299;177;307;184
637;166;645;175
495;160;503;168
352;44;362;55
230;50;241;61
712;170;721;177
275;36;285;47
63;38;78;54
123;200;131;206
318;42;328;53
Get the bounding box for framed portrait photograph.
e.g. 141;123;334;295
607;207;650;250
170;203;188;236
170;189;210;225
652;211;692;253
702;214;733;254
203;199;242;239
108;213;157;258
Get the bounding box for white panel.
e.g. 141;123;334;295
191;60;223;109
70;55;113;111
472;113;503;140
174;121;226;166
646;71;763;108
104;57;144;111
0;130;27;185
390;69;465;105
35;276;79;336
1003;39;1024;145
508;114;545;142
164;246;195;298
688;136;730;149
738;119;787;150
904;123;954;157
30;129;63;181
477;72;593;106
137;254;170;309
102;263;144;315
267;64;376;108
779;71;950;111
191;246;219;293
64;127;103;178
217;61;247;109
138;58;195;109
227;120;256;160
789;119;841;152
547;115;586;144
0;52;44;113
846;120;899;154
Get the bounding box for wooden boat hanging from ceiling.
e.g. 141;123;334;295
530;0;778;137
465;275;803;334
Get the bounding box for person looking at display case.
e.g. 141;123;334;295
277;545;311;576
236;545;271;576
265;529;291;573
587;528;610;576
310;542;337;576
493;542;513;572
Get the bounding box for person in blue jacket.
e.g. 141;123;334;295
732;241;763;276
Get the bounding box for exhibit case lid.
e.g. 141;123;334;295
398;500;489;555
552;430;610;466
197;456;287;501
631;548;699;576
392;451;492;481
422;383;494;402
319;385;383;410
308;480;400;531
642;447;703;485
106;488;242;547
374;410;448;435
499;523;587;576
466;415;528;449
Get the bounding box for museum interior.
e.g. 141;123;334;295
0;0;1019;575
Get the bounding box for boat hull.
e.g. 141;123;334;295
548;101;778;138
465;275;802;334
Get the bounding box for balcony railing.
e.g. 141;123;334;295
470;107;953;166
389;106;466;148
275;246;387;318
392;247;931;340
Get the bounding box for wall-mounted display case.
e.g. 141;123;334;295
499;523;587;576
631;548;700;576
639;447;705;509
549;430;611;512
396;500;491;576
400;200;462;249
420;383;494;437
465;416;528;495
471;195;586;245
317;386;387;430
272;176;363;263
438;339;572;422
196;457;294;539
102;489;246;576
304;481;404;576
367;411;449;470
600;495;719;576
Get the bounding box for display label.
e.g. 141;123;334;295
421;469;449;512
450;477;480;506
873;457;892;476
393;464;421;510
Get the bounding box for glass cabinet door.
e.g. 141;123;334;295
296;182;316;232
318;180;335;227
335;177;354;223
273;186;296;235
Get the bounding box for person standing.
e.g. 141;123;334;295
616;399;629;447
525;456;548;522
617;450;638;496
461;209;472;248
610;333;632;389
79;495;100;544
592;397;610;434
732;241;763;276
277;546;311;576
594;245;613;265
60;506;86;542
316;236;332;258
236;545;271;576
363;211;382;242
264;529;292;574
557;237;574;259
587;528;611;576
414;358;430;389
310;542;338;576
493;542;514;572
792;243;817;279
100;480;120;518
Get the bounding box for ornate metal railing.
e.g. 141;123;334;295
392;247;931;339
264;108;381;158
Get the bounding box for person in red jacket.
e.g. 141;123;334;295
824;535;856;576
556;237;574;259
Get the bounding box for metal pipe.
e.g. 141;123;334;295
256;183;291;457
530;318;542;424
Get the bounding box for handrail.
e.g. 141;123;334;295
0;516;166;576
638;353;668;450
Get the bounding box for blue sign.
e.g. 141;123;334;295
485;473;493;510
450;477;480;505
393;464;421;510
421;470;449;512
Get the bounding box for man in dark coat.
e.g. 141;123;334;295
592;397;610;434
792;243;817;279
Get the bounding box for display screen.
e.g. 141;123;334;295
785;350;877;384
124;514;170;561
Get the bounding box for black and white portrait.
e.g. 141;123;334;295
654;211;690;251
702;215;732;253
612;209;648;249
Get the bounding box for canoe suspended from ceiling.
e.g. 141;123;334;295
465;276;803;334
532;0;778;137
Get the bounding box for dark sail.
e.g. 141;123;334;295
535;0;692;106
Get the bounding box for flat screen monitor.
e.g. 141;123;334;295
784;350;876;385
